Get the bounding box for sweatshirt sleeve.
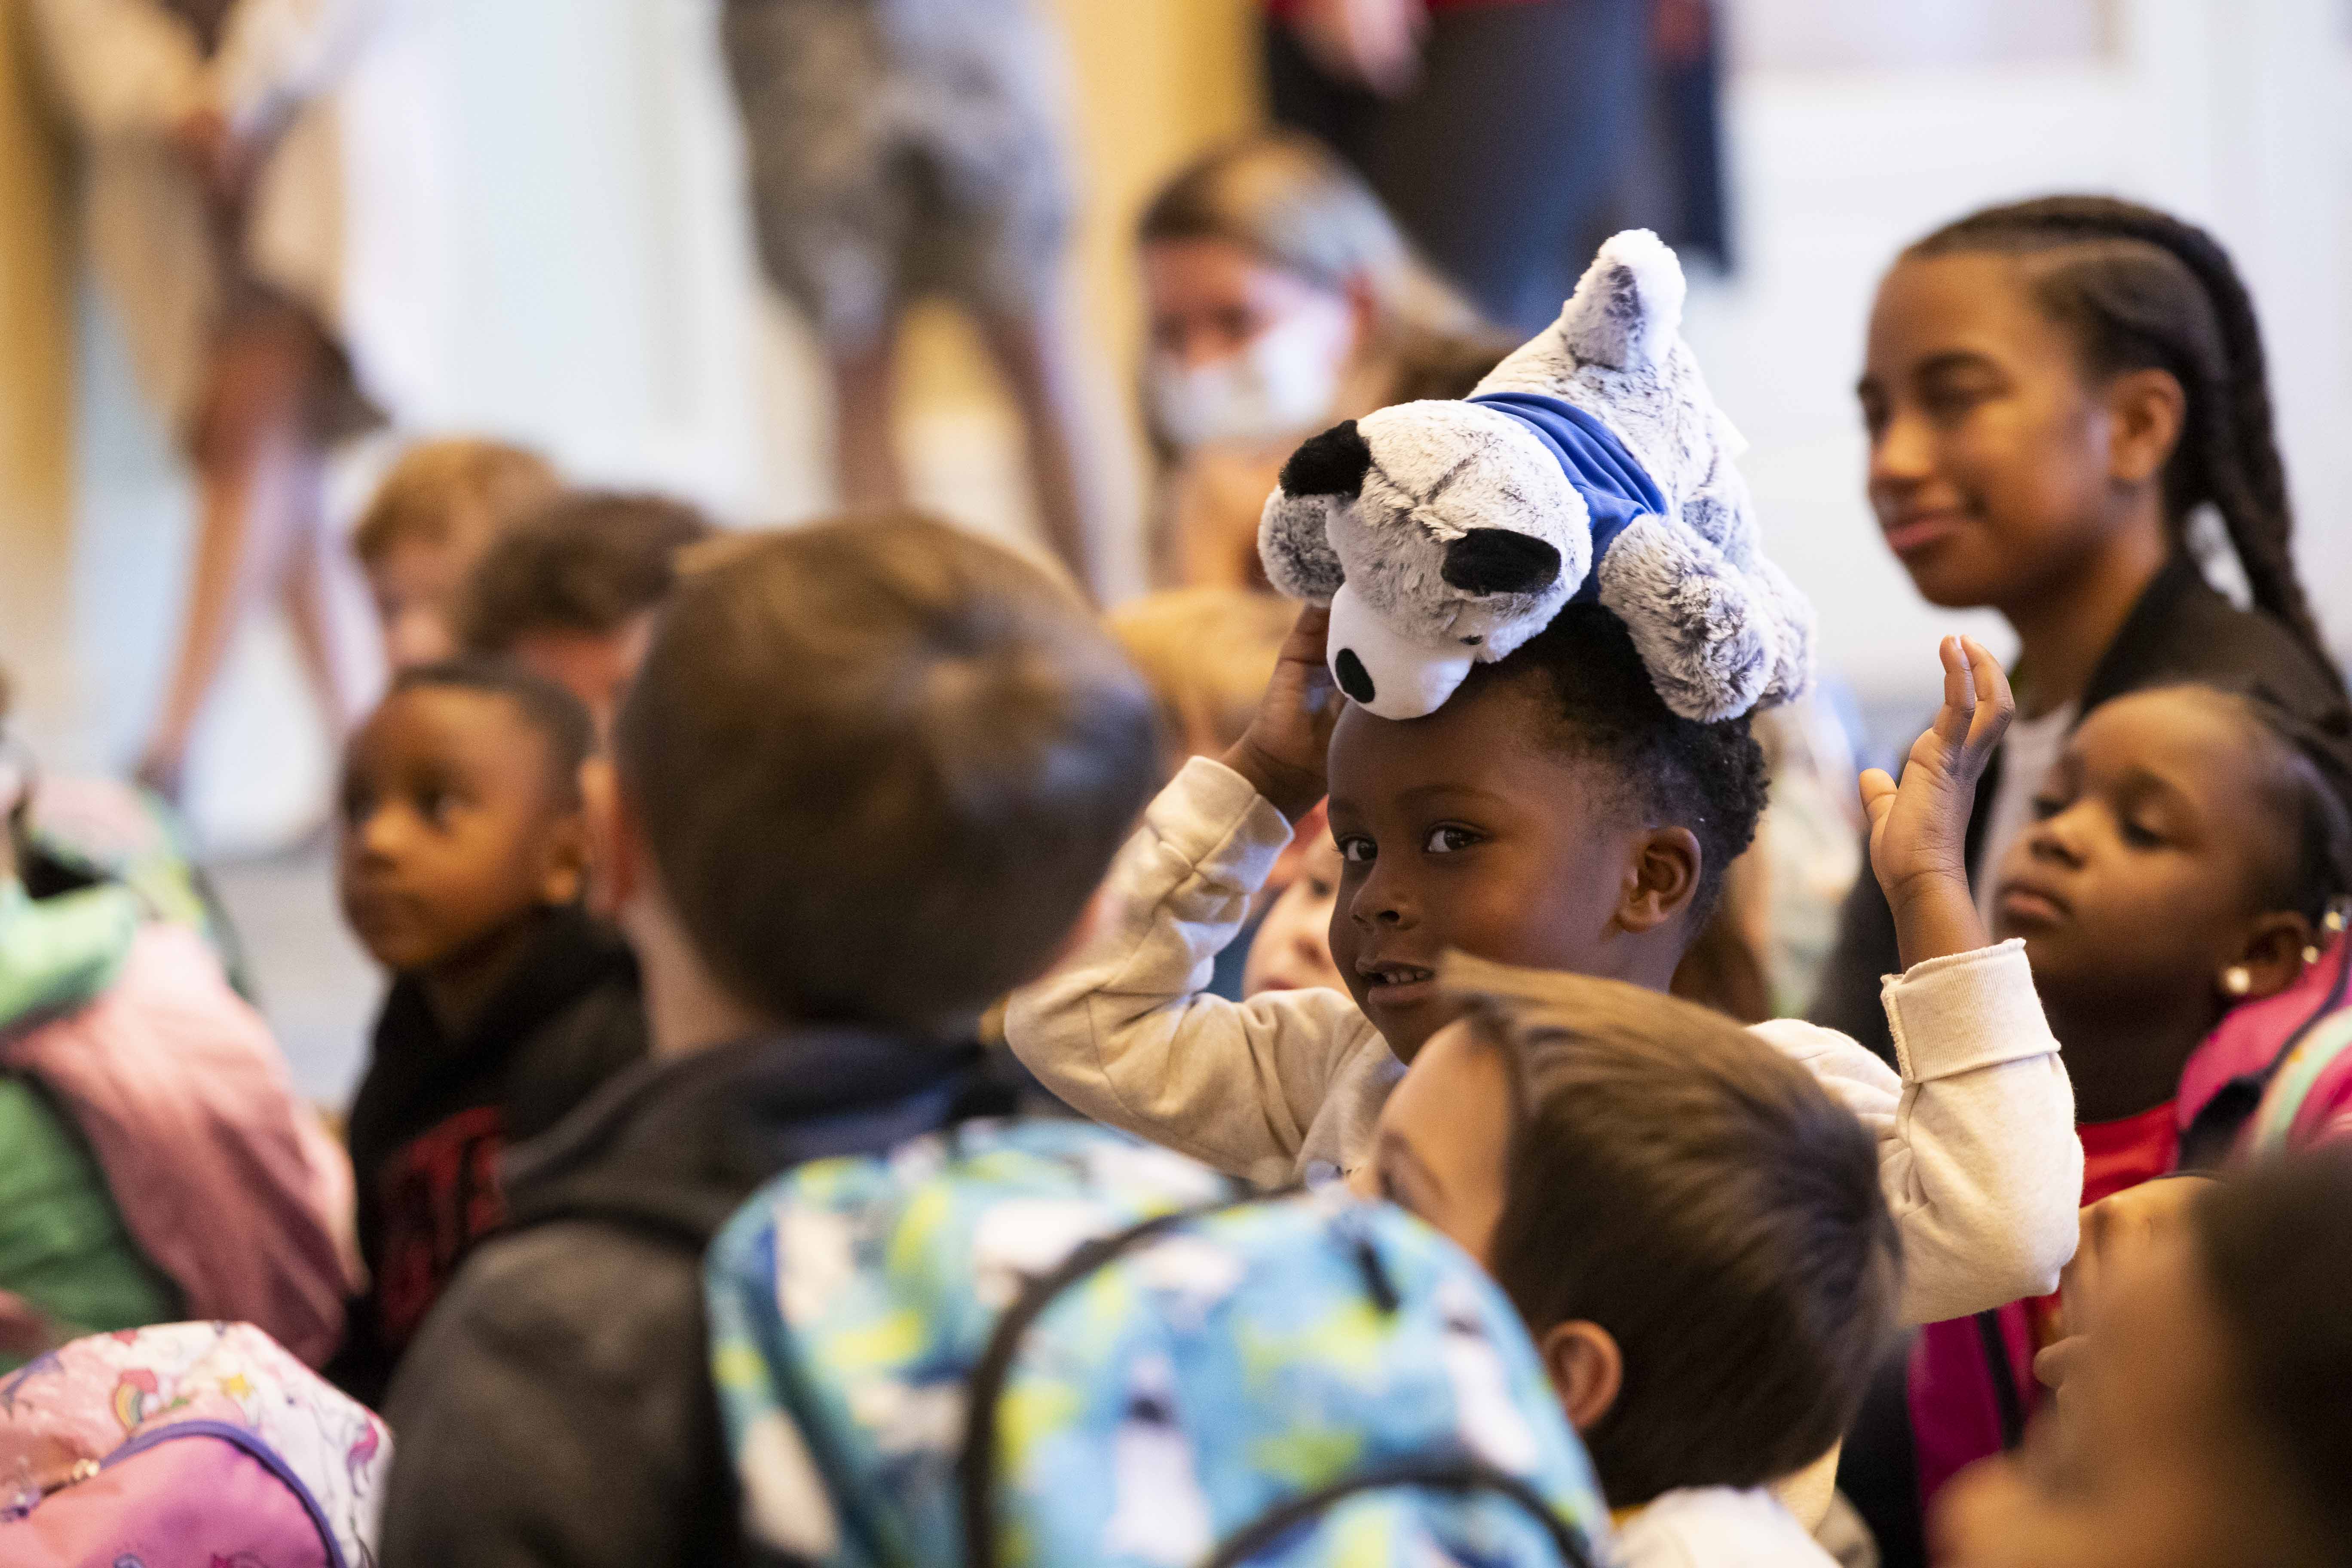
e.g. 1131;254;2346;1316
1004;756;1386;1184
1751;939;2080;1325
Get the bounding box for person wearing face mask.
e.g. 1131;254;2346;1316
1137;135;1515;593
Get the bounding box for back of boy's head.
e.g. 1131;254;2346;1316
352;438;562;566
1109;588;1295;767
1445;952;1901;1507
383;658;597;806
1471;604;1769;927
2196;1149;2352;1559
460;491;714;655
615;512;1161;1032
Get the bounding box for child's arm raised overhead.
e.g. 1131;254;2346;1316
1755;637;2082;1323
1005;607;1394;1183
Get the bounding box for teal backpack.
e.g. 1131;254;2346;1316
704;1119;1609;1568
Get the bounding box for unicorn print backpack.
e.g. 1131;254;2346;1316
0;1321;389;1567
704;1118;1609;1568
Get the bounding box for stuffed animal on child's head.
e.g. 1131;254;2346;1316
1258;229;1813;724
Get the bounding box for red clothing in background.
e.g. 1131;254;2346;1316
1907;1102;2182;1510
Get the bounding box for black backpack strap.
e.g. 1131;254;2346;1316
1201;1458;1597;1568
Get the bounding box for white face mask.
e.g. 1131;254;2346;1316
1150;297;1356;450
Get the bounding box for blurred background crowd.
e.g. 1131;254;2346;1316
1;0;2349;1109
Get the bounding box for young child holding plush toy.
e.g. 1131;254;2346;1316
1005;233;2082;1348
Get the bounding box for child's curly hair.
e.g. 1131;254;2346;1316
1473;603;1771;924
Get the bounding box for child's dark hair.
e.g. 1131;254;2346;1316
460;492;714;654
386;659;595;806
1906;197;2341;695
1475;603;1769;924
1447;954;1901;1507
2195;1149;2352;1560
614;513;1161;1032
2165;684;2352;925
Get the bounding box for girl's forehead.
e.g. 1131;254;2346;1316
2071;692;2264;794
1869;252;2064;360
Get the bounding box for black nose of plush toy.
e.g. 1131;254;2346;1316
1334;648;1376;704
1278;420;1374;499
1440;532;1562;597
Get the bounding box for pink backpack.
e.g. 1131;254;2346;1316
0;1322;390;1568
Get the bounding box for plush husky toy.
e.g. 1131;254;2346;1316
1258;229;1813;723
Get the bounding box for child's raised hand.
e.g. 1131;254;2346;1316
1224;605;1338;825
1862;636;2013;967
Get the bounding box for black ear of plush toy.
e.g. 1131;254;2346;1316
1257;228;1814;723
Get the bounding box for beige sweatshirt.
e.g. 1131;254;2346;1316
1007;757;2082;1326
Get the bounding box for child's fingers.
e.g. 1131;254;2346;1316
1283;603;1332;663
1959;636;2015;756
1859;767;1897;830
1927;636;1975;749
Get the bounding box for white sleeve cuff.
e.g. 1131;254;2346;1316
1881;939;2060;1082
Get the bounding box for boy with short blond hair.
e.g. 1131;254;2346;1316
352;439;562;670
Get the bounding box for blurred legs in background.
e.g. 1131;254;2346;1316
1267;0;1649;335
138;308;368;802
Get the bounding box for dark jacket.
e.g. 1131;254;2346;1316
331;905;647;1407
1810;554;2350;1062
377;1028;1000;1568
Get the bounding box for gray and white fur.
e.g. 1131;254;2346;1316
1259;228;1814;723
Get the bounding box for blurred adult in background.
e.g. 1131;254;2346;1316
721;0;1112;600
1138;135;1514;591
28;0;394;804
1264;0;1651;334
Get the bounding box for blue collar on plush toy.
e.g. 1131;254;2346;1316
1469;393;1664;603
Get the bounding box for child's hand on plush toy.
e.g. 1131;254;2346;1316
1224;605;1339;826
1861;635;2014;968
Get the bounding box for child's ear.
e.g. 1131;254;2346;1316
538;805;591;908
2223;910;2317;1003
2103;366;2187;487
1617;826;1702;935
1537;1319;1623;1434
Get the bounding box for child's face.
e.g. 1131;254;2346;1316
1989;692;2285;1015
1859;254;2136;613
1243;834;1347;997
1325;674;1676;1059
366;535;475;673
1932;1229;2319;1568
508;613;654;740
337;686;583;974
1358;1018;1511;1264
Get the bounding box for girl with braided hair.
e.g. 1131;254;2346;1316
1825;195;2352;1568
1816;196;2349;1065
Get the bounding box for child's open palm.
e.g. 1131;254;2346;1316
1862;637;2014;966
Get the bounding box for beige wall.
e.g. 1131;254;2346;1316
0;0;75;739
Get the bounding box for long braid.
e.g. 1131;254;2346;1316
1911;196;2344;695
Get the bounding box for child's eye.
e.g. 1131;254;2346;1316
2121;818;2165;849
2030;795;2068;821
1305;875;1336;900
1338;836;1376;865
1422;825;1481;854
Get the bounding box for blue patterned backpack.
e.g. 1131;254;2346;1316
704;1119;1609;1568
